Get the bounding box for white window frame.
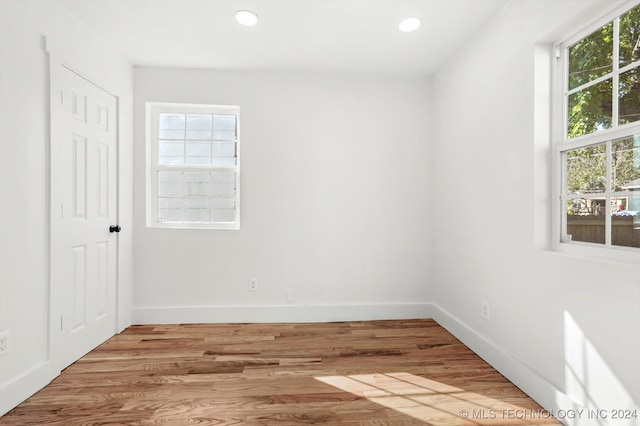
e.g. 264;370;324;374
146;102;240;230
553;0;640;260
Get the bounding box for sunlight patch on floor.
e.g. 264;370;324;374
316;372;557;425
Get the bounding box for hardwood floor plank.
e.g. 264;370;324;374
0;319;560;425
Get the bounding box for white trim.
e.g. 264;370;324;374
430;305;640;426
552;2;640;257
0;361;56;416
45;31;123;378
146;102;241;230
431;305;562;413
551;42;563;253
131;303;433;324
533;43;554;251
557;240;640;264
566;72;612;97
557;123;640;151
147;102;238;113
43;36;122;100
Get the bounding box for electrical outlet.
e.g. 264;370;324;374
482;301;490;320
249;278;258;292
286;289;295;303
0;331;8;357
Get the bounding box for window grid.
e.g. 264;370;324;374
147;103;240;230
557;2;640;251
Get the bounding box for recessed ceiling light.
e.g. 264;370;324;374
235;10;258;27
399;18;421;33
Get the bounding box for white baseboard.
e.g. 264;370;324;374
431;304;640;426
0;360;57;417
132;303;433;324
431;305;562;409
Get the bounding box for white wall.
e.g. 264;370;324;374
4;0;637;420
133;68;432;323
0;0;133;415
431;0;640;419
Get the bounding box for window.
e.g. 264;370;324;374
146;102;240;229
556;2;640;250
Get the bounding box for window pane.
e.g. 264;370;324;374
212;207;235;222
159;129;185;139
184;198;210;223
568;79;613;138
159;140;184;165
212;142;236;166
214;115;236;132
612;136;640;191
159;140;184;157
212;198;235;209
213;115;236;141
566;199;605;244
212;198;236;222
618;68;640;126
213;130;236;141
612;197;640;248
618;4;640;69
159;113;185;139
158;171;183;196
158;198;182;223
568;22;613;91
567;197;604;216
186;140;211;165
150;104;239;229
184;172;210;196
612;197;629;213
623;191;640;213
186;114;212;140
566;144;606;193
211;172;236;196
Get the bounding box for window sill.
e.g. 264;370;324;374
555;241;640;265
147;222;240;230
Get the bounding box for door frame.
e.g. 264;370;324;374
46;39;120;373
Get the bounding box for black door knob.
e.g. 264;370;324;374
109;225;121;233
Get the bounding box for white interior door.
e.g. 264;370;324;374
50;65;118;369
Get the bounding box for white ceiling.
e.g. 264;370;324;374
57;0;509;75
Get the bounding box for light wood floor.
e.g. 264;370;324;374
1;319;560;425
